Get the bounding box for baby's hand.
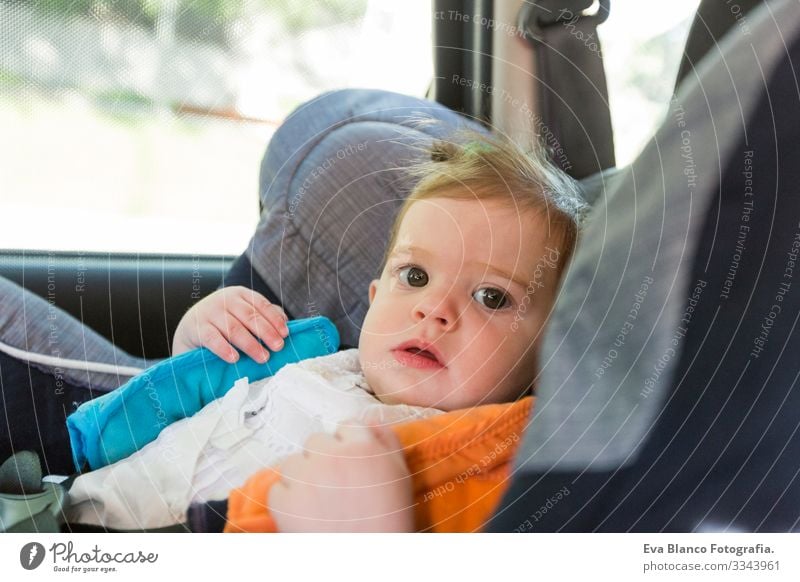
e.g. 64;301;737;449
269;424;415;532
172;286;289;363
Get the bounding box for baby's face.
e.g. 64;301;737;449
359;196;562;411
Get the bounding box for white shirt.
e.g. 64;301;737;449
66;349;441;530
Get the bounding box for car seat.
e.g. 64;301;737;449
488;0;800;532
243;89;486;348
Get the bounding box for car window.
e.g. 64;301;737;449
598;0;702;167
0;0;433;255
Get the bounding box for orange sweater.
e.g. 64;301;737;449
224;396;533;533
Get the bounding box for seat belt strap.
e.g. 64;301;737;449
518;0;615;179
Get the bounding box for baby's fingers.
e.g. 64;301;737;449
233;297;288;353
367;423;403;450
220;318;273;363
198;325;240;363
250;295;289;337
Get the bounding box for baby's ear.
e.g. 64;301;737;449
368;280;379;305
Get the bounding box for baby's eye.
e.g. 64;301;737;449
473;287;511;310
398;266;429;287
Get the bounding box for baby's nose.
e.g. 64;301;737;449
413;290;459;329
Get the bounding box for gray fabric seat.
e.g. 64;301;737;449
488;0;800;532
245;89;483;347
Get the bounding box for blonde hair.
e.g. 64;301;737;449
380;131;586;277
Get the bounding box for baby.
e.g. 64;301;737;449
176;135;582;411
66;132;584;530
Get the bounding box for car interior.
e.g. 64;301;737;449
2;0;798;534
1;0;733;360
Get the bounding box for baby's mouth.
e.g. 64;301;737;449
390;341;446;369
405;347;438;361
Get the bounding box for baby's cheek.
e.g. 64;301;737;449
509;307;549;341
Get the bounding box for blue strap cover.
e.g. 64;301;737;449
66;316;339;471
